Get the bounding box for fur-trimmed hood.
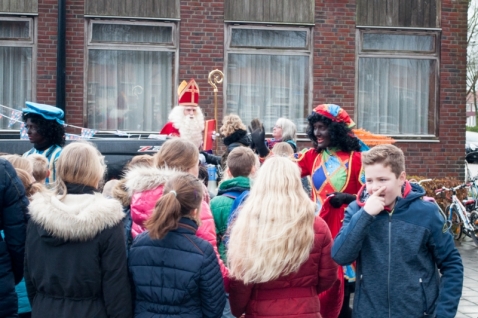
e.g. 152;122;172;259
28;192;124;242
124;166;179;196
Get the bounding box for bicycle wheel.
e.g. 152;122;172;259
470;211;478;247
471;230;478;247
445;205;463;240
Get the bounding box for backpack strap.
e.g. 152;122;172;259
216;191;245;245
221;191;242;200
223;190;250;247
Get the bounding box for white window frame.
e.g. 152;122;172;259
0;16;37;131
84;19;179;131
355;27;441;140
224;24;314;138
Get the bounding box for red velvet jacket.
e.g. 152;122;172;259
229;216;338;318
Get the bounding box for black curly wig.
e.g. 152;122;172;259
306;112;361;153
22;113;65;147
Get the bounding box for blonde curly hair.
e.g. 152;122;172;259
219;114;247;137
227;156;315;284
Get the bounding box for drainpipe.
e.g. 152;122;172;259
56;0;66;112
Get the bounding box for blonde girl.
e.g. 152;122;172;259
24;142;132;318
14;168;44;199
128;173;225;317
227;156;338;317
3;155;33;175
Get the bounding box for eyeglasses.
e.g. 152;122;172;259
273;125;281;129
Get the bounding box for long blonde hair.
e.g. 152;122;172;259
227;156;316;284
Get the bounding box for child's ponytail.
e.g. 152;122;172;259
146;172;203;239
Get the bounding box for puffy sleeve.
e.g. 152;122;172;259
0;160;28;284
159;122;180;136
294;148;317;178
229;279;254;317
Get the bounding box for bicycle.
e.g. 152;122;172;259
436;184;478;247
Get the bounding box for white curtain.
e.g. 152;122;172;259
0;20;32;129
357;58;434;135
87;50;173;132
227;54;308;132
358;33;436;135
0;47;32;129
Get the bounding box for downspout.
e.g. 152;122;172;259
56;0;66;112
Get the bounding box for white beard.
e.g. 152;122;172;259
168;106;205;148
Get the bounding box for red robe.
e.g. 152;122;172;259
159;122;180;136
296;148;364;318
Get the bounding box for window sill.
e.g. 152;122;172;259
294;133;442;143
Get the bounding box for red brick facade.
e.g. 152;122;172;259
29;0;467;178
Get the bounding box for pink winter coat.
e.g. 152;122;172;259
124;166;229;291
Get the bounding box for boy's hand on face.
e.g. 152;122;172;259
364;186;386;216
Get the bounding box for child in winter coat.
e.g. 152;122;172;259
227;156;337;318
125;138;230;290
24;142;132;318
129;172;226;317
332;144;463;318
210;146;257;264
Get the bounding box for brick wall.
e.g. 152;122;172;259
32;0;467;178
313;0;356;112
179;0;225;124
400;0;467;180
64;0;85;127
303;0;467;180
36;1;59;106
36;0;85;128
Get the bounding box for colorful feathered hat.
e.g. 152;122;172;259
313;104;355;128
178;79;200;106
312;103;395;149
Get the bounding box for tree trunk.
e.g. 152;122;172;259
474;85;478;126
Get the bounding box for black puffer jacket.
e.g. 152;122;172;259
24;188;132;318
0;158;28;317
129;217;226;317
203;129;252;167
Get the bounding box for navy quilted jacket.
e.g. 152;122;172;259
0;158;28;317
129;217;226;317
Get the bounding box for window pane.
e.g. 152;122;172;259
363;34;434;52
87;50;173;131
0;21;30;40
227;54;309;132
91;24;173;44
357;58;436;135
0;47;32;129
231;29;307;48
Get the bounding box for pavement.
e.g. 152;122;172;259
440;163;478;317
456;238;478;318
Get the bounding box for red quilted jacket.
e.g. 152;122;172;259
229;216;338;318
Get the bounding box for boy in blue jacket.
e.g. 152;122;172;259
332;144;463;318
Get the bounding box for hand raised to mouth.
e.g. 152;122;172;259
364;186;386;216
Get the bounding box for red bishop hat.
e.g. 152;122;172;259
178;79;200;106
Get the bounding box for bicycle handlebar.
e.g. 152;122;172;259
435;183;468;194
